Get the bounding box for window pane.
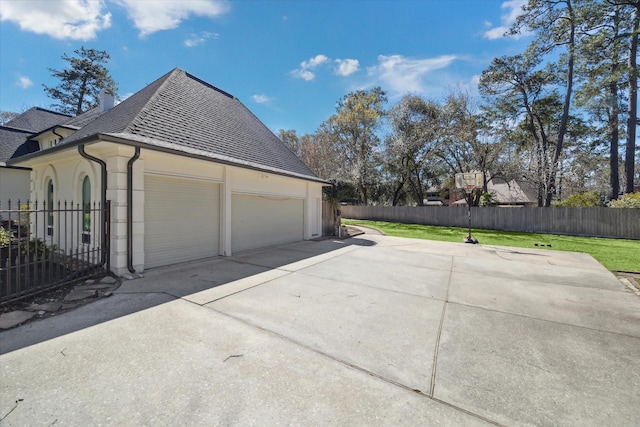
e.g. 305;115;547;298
47;180;54;227
82;176;91;233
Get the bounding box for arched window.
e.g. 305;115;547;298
47;179;54;236
82;176;91;244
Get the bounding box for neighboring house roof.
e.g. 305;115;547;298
0;126;39;163
4;107;71;133
54;68;320;181
487;179;537;205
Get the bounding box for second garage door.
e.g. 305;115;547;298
145;175;220;269
231;194;304;253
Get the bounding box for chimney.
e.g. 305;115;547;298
99;89;115;112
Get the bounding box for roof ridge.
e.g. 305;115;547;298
32;107;72;117
0;124;38;134
124;68;184;133
185;71;235;99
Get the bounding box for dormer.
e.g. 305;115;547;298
30;126;77;150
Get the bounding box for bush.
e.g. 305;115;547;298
0;226;11;247
20;238;57;261
554;191;603;207
480;192;496;207
609;193;640;208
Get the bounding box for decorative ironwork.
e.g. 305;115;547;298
0;199;110;305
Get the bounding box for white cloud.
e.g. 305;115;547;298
291;69;316;81
184;31;219;47
367;54;457;94
114;0;228;37
484;26;510;40
483;0;529;40
0;0;111;40
16;75;33;89
334;59;359;76
291;54;330;81
252;94;270;104
301;54;329;69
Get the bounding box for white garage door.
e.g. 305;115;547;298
231;195;304;253
145;175;220;269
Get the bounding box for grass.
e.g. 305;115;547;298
342;219;640;272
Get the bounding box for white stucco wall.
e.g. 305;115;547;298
22;143;325;276
0;167;31;206
23;149;102;265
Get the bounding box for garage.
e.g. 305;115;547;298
144;175;220;268
231;194;304;253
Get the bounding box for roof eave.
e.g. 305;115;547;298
8;132;330;185
28;124;80;140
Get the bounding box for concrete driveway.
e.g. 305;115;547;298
1;234;639;426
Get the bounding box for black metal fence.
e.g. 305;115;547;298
1;200;110;305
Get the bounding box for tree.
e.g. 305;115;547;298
0;111;19;125
323;87;387;205
623;0;639;193
435;91;506;205
43;47;118;115
511;0;579;206
574;0;628;199
384;95;440;205
479;54;557;206
277;128;341;180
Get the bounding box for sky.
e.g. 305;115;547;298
0;0;531;135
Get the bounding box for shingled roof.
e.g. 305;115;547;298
62;106;102;129
62;68;320;181
0;126;38;162
5;107;71;133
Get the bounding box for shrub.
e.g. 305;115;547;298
554;191;603;207
20;238;57;261
480;192;496;207
0;226;11;247
609;193;640;208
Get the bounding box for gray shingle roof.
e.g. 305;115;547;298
64;68;319;180
487;178;538;204
0;126;38;162
5;107;71;132
62;107;102;128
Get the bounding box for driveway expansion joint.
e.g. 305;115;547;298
205;301;502;426
448;300;640;340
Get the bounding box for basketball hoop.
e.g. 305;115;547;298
454;172;484;244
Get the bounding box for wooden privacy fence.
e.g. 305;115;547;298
341;205;640;240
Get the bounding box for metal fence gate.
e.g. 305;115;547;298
1;199;110;305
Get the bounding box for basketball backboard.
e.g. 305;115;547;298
455;172;484;190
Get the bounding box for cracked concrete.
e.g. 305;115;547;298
0;275;122;330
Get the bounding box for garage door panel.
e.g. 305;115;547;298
145;175;220;268
232;195;303;253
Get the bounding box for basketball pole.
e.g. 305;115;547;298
467;190;472;238
463;185;479;244
455;172;482;244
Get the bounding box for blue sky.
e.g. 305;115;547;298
0;0;530;135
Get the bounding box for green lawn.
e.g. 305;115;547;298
342;219;640;272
